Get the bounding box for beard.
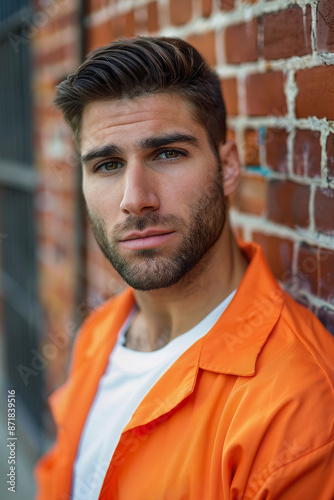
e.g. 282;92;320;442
87;167;227;291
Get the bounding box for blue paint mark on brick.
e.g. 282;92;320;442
246;166;271;177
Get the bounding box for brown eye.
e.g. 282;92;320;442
164;151;178;158
97;161;123;172
156;150;185;160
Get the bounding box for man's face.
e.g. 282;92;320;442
81;93;227;291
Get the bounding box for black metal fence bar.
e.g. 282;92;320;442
0;0;44;447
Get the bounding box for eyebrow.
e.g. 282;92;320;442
81;133;199;165
81;144;123;165
139;133;199;150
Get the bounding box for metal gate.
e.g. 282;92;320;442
0;0;44;447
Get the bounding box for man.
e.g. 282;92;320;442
35;37;334;499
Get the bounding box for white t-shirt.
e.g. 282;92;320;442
72;290;236;500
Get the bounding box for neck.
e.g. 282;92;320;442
125;221;248;351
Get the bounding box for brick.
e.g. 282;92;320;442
314;248;334;304
37;45;73;66
293;130;321;178
314;187;334;234
56;10;77;30
86;20;113;52
111;11;135;40
187;31;216;67
225;19;258;64
263;6;312;60
295;66;334;120
231;173;267;215
297;243;319;296
317;0;334;53
148;1;159;33
252;233;294;282
267;180;310;229
266;128;288;173
86;0;102;15
126;11;135;37
220;78;238;116
243;129;260;166
317;307;334;336
170;0;192;25
245;71;287;117
226;128;235;142
327;133;334;178
134;6;148;33
33;11;75;35
218;0;235;11
201;0;213;17
37;8;77;34
297;243;334;304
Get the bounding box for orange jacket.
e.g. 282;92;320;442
35;241;334;499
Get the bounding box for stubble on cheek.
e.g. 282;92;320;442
85;162;226;291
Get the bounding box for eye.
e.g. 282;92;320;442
95;160;124;172
154;149;186;161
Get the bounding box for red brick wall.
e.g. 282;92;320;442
82;0;334;333
32;0;334;402
32;0;81;393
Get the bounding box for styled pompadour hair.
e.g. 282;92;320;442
54;36;226;150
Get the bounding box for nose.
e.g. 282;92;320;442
120;161;160;216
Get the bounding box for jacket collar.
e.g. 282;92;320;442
82;241;284;378
199;240;284;376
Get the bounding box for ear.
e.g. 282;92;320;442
218;140;241;197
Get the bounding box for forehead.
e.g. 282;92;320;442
80;93;205;154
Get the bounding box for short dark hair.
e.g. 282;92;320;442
54;36;226;150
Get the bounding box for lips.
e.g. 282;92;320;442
119;229;175;250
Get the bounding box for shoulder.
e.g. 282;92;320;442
254;290;334;383
239;293;334;459
276;293;334;388
254;292;334;410
226;296;334;497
